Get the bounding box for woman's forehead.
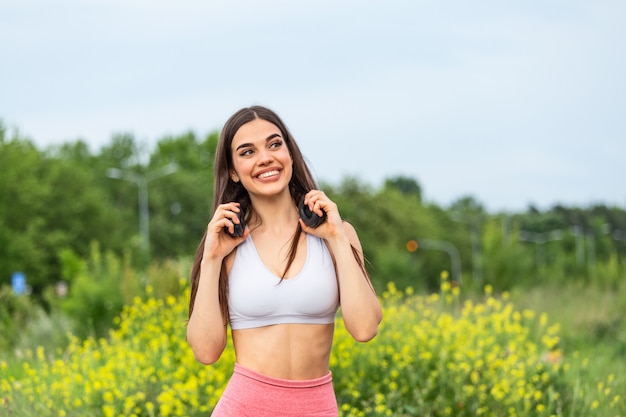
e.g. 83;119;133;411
232;119;282;147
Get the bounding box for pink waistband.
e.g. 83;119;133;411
233;363;332;388
211;363;338;415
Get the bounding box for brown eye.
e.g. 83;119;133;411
269;140;283;149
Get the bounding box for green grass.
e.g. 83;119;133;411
510;282;626;401
2;280;625;416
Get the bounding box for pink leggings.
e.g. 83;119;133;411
211;363;338;416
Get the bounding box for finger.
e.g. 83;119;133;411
217;205;242;222
211;209;237;232
306;192;323;210
312;200;325;217
310;194;330;215
304;190;318;203
219;202;240;214
226;210;240;224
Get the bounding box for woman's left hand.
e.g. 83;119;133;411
300;190;345;240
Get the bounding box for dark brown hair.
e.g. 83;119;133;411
188;106;369;322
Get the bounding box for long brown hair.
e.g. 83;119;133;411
188;106;369;322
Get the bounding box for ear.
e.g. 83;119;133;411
230;170;239;183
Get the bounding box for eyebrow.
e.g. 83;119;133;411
235;133;282;151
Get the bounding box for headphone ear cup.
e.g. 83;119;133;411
224;210;245;237
299;200;327;228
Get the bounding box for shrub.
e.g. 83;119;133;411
1;276;624;416
0;286;38;352
57;243;142;340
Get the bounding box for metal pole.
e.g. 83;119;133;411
451;213;483;282
470;223;483;282
570;225;585;266
519;230;563;268
137;177;149;264
416;238;462;284
107;163;178;268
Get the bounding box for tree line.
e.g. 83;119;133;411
1;120;625;301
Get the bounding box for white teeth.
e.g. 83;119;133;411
258;170;279;179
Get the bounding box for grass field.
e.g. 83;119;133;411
1;279;624;416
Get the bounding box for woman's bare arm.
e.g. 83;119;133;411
187;202;248;364
325;221;382;342
186;257;228;364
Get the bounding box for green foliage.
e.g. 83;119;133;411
56;243;141;339
0;135;120;292
0;287;36;352
2;121;626;299
325;177;440;291
0;286;74;355
511;282;626;358
384;175;422;201
144;258;189;300
0;137;50;291
13;303;75;356
47;244;188;342
481;218;534;289
373;246;427;293
2;279;624;416
2;118;626;416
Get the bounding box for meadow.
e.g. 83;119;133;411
2;273;624;417
3;103;626;416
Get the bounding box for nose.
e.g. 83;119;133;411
257;149;273;165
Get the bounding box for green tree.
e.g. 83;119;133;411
326;176;440;291
0;135;51;292
148;131;218;259
383;175;422;201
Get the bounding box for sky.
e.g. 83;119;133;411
1;0;625;213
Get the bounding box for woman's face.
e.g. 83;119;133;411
230;118;293;198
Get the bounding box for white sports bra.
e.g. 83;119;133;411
228;233;339;330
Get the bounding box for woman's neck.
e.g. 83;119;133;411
248;192;299;235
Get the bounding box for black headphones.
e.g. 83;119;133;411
225;198;327;238
224;210;245;238
299;199;327;228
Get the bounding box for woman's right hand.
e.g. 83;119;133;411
202;202;249;261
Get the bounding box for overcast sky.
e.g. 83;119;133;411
1;0;625;213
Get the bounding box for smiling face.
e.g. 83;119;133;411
229;118;294;199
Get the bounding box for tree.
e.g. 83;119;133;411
384;175;422;201
0;136;50;291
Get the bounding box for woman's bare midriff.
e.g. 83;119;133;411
231;323;335;380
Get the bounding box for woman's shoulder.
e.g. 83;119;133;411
341;221;362;249
321;221;363;258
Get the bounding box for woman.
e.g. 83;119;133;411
187;105;382;416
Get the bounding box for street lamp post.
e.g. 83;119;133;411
519;230;563;268
408;238;462;284
613;229;626;264
586;223;610;275
107;163;178;266
570;225;586;266
451;213;483;283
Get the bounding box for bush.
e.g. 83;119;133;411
0;286;38;352
57;243;142;340
1;276;624;416
333;277;570;416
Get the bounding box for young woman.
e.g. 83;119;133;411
186;105;382;416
